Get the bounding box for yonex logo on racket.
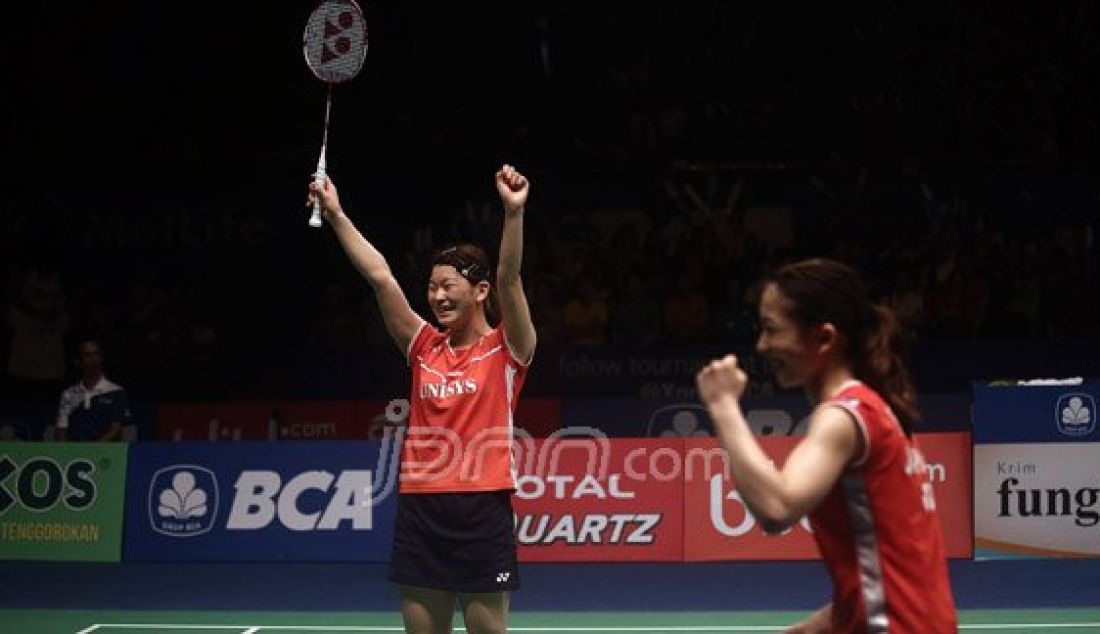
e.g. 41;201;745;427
303;0;368;82
303;0;367;227
321;12;357;63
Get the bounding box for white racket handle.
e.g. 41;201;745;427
309;169;325;227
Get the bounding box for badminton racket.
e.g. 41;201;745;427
303;0;368;227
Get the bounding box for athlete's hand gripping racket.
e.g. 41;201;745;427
303;0;367;227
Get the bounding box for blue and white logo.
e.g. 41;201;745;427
646;404;714;438
149;465;219;537
1055;393;1095;437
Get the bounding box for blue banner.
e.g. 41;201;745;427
972;380;1100;444
282;340;1100;399
124;441;398;562
560;395;813;437
559;392;968;438
972;379;1100;559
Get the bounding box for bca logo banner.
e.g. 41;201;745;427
124;442;394;562
148;466;218;537
1056;393;1095;437
225;469;373;531
147;465;373;535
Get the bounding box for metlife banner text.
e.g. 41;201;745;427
0;442;127;561
124;440;397;561
973;380;1100;558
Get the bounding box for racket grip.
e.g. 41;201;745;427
308;169;325;227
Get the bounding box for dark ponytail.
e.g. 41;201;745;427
766;258;920;435
858;304;920;435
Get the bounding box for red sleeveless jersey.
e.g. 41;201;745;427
400;323;529;493
811;381;956;633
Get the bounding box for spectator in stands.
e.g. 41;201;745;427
562;276;610;346
55;338;131;442
884;269;924;338
710;273;757;347
529;277;564;346
609;273;661;346
4;267;69;403
662;270;711;342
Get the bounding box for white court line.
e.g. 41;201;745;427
84;627;404;632
962;626;1100;631
81;623;1100;633
81;627;251;632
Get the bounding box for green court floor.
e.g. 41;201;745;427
3;609;1100;634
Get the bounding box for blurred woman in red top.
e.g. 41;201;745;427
310;165;535;634
696;258;956;633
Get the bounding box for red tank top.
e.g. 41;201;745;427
811;381;956;633
400;323;528;493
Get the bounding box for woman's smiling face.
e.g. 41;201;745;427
428;265;485;328
756;282;822;389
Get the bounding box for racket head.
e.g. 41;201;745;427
303;0;368;83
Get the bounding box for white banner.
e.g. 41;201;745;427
974;443;1100;557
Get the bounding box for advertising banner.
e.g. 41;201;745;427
561;396;813;438
975;443;1100;557
117;432;971;563
973;379;1100;558
545;345;778;399
683;434;973;561
513;438;684;562
156;402;273;441
124;440;398;561
157;400;396;442
0;442;128;561
921;432;974;559
683;437;816;560
973;380;1100;444
157;398;562;442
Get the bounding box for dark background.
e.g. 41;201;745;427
3;1;1099;411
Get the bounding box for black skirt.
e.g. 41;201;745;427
388;490;520;593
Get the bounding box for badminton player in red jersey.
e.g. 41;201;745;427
309;165;535;634
696;259;956;634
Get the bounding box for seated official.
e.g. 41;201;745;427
55;339;131;442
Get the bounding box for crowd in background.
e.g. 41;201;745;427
3;1;1099;405
4;165;1095;405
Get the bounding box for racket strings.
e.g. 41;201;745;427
303;0;366;227
303;0;367;84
